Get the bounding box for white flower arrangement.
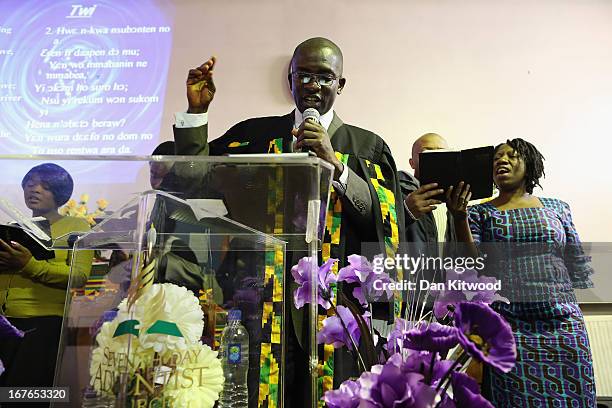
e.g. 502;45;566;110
88;283;223;407
89;318;148;395
130;283;204;353
163;344;225;407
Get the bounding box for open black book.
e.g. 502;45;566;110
0;224;55;261
419;146;494;201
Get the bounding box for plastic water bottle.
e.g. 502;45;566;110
218;309;249;408
81;386;115;407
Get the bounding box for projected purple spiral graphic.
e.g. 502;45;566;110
0;0;174;183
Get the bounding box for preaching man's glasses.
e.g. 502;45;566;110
291;72;338;87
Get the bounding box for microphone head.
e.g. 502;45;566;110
302;108;320;124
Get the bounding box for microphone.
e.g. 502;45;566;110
292;108;320;153
302;107;320;125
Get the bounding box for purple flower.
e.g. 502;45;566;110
0;316;24;338
386;319;458;356
404;322;459;355
338;254;394;306
337;254;374;306
453;302;516;373
322;351;481;408
363;270;395;304
433;269;508;320
357;356;437;407
430;359;456;387
394;350;431;375
389;350;457;389
0;316;23;378
451;372;494;408
323;379;360;408
317;305;368;350
337;254;374;284
459;270;508;305
292;257;338;310
433;290;466;321
385;318;411;355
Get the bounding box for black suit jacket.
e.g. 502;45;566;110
174;111;405;258
173;111;405;393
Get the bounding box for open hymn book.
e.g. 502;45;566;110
418;146;495;201
0;197;55;260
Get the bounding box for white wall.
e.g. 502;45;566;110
160;0;612;241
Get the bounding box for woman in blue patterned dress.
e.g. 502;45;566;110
446;138;596;407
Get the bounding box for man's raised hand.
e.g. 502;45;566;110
404;183;445;219
186;56;216;114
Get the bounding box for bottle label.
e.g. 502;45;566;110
228;343;241;364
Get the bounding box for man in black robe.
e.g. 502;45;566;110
172;37;404;408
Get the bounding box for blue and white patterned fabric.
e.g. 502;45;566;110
468;198;596;407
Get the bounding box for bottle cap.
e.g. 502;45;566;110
228;309;242;322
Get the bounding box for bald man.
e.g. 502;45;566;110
398;133;458;322
400;133;456;244
172;37;404;408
